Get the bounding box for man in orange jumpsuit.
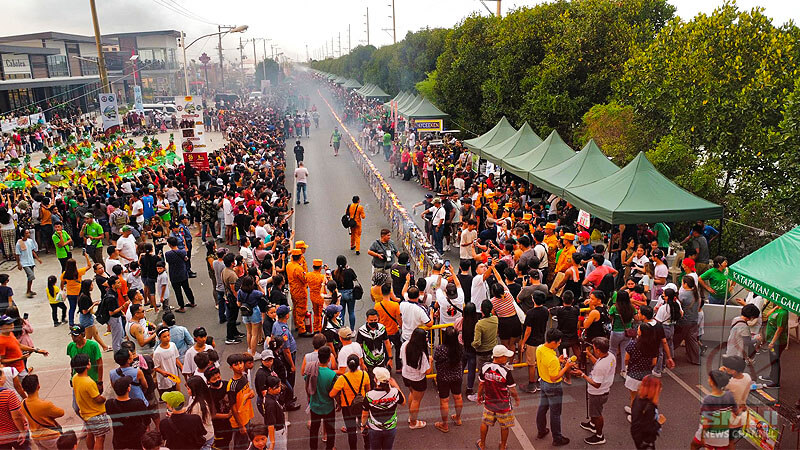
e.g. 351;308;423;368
555;232;577;274
543;223;559;283
286;249;310;336
294;240;309;271
305;259;327;333
346;196;366;255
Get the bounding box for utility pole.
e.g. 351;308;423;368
348;25;351;53
306;44;309;62
497;0;501;17
365;7;370;46
88;0;110;93
239;36;245;89
218;25;225;89
324;42;327;59
391;0;396;44
338;32;341;57
262;39;268;83
331;36;335;57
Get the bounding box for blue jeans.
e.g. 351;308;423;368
67;294;79;327
368;427;397;450
708;294;725;305
340;289;356;329
296;182;307;203
609;331;632;373
216;290;228;323
432;225;444;254
463;348;477;392
537;380;564;440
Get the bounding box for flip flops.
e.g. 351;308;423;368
409;420;427;430
451;414;462;426
434;422;449;433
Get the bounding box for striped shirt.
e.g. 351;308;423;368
491;291;517;318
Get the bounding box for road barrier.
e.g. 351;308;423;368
318;89;443;276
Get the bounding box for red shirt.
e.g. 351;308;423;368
0;334;24;373
0;389;22;444
584;265;616;288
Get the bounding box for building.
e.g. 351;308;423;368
102;30;182;103
0;32;111;118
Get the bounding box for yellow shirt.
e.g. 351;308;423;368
555;244;576;273
536;344;562;384
72;374;105;420
331;370;370;406
47;285;61;305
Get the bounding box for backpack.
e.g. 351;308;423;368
95;295;111;325
341;204;358;229
112;210;128;228
341;372;366;416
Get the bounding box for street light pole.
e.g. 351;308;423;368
218;25;225;89
88;0;110;93
182;31;190;95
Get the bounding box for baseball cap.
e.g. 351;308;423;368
161;391;186;409
295;241;308;248
260;349;275;360
424;193;433;199
338;326;354;340
83;212;94;219
121;225;133;232
663;283;678;292
492;344;514;358
69;324;86;335
577;231;590;240
373;367;391;383
325;304;342;316
446;282;458;299
276;305;290;317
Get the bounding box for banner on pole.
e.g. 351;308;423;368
133;86;144;113
176;95;208;170
98;93;120;131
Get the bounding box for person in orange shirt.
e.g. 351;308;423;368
286;249;310;336
346;196;366;255
374;288;402;370
555;233;577;274
543;223;559;280
306;259;327;333
293;241;309;272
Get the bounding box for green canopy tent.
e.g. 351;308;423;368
333;76;346;85
464;116;516;152
727;226;800;315
384;91;408;109
528;139;619;197
503;130;575;181
563;152;724;224
343;79;363;90
405;97;449;120
356;84;373;95
480;122;542;165
361;85;391;100
398;95;423;116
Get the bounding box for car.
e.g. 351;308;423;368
142;103;177;114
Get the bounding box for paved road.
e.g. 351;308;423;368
7;85;797;449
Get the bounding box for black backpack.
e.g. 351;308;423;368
95;294;111;325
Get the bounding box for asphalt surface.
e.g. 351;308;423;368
6;85;798;449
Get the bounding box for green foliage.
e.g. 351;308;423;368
415;71;438;104
255;58;282;85
578;101;649;165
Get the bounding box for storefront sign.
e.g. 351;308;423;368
2;54;31;76
98;93;120;131
176;95;208;169
577;209;591;228
415;119;443;132
133;86;144;113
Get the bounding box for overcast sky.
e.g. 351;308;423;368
1;0;796;65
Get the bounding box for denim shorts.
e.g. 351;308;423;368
242;305;262;324
79;313;95;328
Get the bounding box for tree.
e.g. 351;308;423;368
255;58;281;86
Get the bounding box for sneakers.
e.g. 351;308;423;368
584;434;606;445
225;338;243;345
580;421;597;433
553;437;570;447
536;429;550;439
624;405;632;414
467;394;478;403
522;383;540;394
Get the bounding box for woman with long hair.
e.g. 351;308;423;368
630;375;665;449
433;327;464;433
654;288;682;375
333;255;358;329
329;354;370;450
237;275;264;357
60;253;92;327
323;280;340;307
624;323;659;416
77;279;108;351
455;302;479;398
47;275;67;326
149;215;168;259
488;265;522;362
401;328;432;429
186;375;215;448
609;290;637;376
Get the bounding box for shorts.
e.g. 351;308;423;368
23;266;35;281
525;345;538;366
84;413;112;436
624;375;642;392
497;316;522;340
79;313;95;328
436;378;462;398
242;305;262;324
588;393;609;418
482;408;515;429
402;376;428;392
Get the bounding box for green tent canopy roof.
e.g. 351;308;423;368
481;122;542;165
728;226;800;315
360;84;390;100
343;79;363;89
464;117;516;151
504;130;575;181
529;139;619;197
384;91;408;108
563;152;724;224
398;95;422;115
405;97;449;119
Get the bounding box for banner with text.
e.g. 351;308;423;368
133;86;144;113
98;93;120;131
414;119;443;133
176;95;208;170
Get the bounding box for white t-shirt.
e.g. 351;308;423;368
240;247;254;267
121;181;133;194
153;342;180;389
132;200;144;224
460;229;477;260
423;275;446;296
400;341;429;381
744;292;765;330
337;342;364;370
533;243;548;269
223;198;234;225
255;225;269;241
435;288;464;324
182;344;213;374
471;275;489;304
156;272;170;300
587;353;615;395
654;263;669;281
398;301;431;341
654;299;682;324
2;367;20;399
426;206;446;227
116;235;138;262
294;167;309;184
105;258;122;275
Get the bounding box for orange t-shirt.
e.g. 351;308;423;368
374;300;400;336
61;267;90;296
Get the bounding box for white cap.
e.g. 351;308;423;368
663;283;678;292
492;344;514;359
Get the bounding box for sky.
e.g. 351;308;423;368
1;0;796;65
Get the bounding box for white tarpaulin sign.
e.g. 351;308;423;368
0;113;45;133
98;93;120;131
577;209;591;228
133;86;144;113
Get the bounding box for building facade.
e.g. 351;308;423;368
103;30;182;104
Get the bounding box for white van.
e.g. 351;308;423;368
142;103;178;114
248;91;263;100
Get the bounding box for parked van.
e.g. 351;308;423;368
142;103;178;114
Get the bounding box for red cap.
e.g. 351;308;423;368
577;231;590;240
682;258;696;269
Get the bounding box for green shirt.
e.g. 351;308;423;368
308;366;337;415
67;340;102;382
765;308;788;346
84;222;104;248
653;222;670;248
331;131;341;144
609;304;633;332
700;268;727;297
52;230;72;259
382;132;391;146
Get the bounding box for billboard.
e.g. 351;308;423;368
133;86;144;113
98;93;120;131
175;95;208;170
414;119;443;133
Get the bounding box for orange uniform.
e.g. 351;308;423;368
347;203;366;252
543;233;559;271
286;260;308;333
306;270;326;333
555;243;576;273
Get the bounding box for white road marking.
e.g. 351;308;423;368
665;369;703;401
511;420;537;450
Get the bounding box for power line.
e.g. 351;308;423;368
149;0;218;26
162;0;219;25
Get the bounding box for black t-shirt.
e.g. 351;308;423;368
261;393;285;430
390;263;409;298
268;287;288;307
523;306;549;346
457;273;473;303
159;412;207;450
506;282;521;301
555;305;580;344
106;398;148;449
78;294;93;314
140;253;158;279
334;267;357;290
234;213;252;237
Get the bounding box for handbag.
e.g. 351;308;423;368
352;277;364;300
341;204;358;229
550;272;566;298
